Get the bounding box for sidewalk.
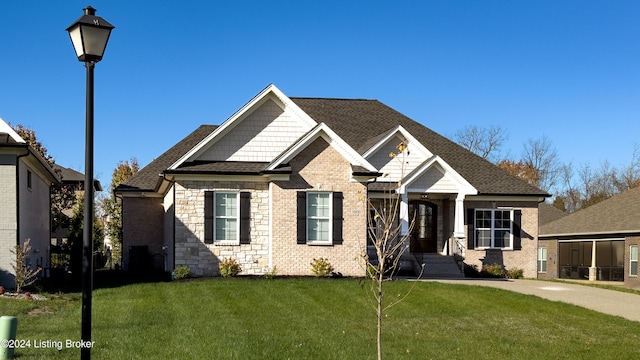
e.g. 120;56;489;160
430;278;640;322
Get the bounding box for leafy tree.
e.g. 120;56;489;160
454;124;508;162
497;159;539;187
11;124;77;231
68;193;105;276
100;158;139;263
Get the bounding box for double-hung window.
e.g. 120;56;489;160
215;192;239;244
537;247;547;272
297;191;343;245
307;192;331;244
475;209;513;249
631;245;638;277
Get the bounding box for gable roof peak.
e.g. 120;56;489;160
0;117;26;143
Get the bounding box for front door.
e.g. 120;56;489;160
409;201;437;253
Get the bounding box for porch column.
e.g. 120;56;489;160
400;192;409;235
589;240;597;281
453;193;465;238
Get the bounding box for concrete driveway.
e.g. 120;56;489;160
430;279;640;322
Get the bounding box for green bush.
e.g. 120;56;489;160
263;266;278;280
219;258;242;278
173;265;192;280
506;268;524;279
481;263;505;278
310;257;334;277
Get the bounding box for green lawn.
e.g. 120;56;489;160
3;277;640;359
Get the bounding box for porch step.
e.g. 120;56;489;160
413;254;464;279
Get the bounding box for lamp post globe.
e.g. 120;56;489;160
66;6;114;360
66;6;114;63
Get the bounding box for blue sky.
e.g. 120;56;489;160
1;1;639;191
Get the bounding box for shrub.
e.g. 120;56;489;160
310;257;334;277
481;263;505;278
263;266;278;280
12;239;42;293
505;268;524;279
173;265;192;280
219;258;242;278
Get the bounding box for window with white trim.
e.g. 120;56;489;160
631;245;638;277
307;192;332;244
215;192;239;244
475;209;513;249
537;247;547;272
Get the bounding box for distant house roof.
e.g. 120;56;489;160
538;203;568;226
53;165;102;191
540;186;640;238
118;91;548;198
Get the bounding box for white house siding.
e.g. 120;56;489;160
198;99;313;162
18;160;51;270
367;135;426;181
408;165;458;192
0;156;17;287
173;180;270;276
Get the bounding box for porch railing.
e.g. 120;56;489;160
451;237;466;273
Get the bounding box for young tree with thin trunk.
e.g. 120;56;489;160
362;141;422;360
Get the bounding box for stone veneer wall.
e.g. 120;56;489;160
271;138;368;277
464;201;540;278
173;180;270;276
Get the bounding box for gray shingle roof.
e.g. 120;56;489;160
120;96;548;197
120;125;217;191
538;203;568;226
290;98;548;196
540;186;640;237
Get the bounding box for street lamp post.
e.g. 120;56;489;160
66;6;114;360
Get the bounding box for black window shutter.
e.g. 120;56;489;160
297;192;307;244
466;208;475;250
512;209;522;250
332;192;344;245
204;191;214;244
240;192;251;244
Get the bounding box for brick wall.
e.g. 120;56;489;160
464;201;540;278
122;196;164;271
625;236;640;288
271;138;367;276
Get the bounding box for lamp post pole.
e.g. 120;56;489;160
81;60;95;360
66;7;114;360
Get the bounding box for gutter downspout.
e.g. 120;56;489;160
16;148;30;248
161;173;176;274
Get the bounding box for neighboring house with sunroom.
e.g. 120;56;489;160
0;117;60;288
115;84;549;278
539;186;640;288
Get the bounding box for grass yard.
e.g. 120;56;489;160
3;277;640;359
